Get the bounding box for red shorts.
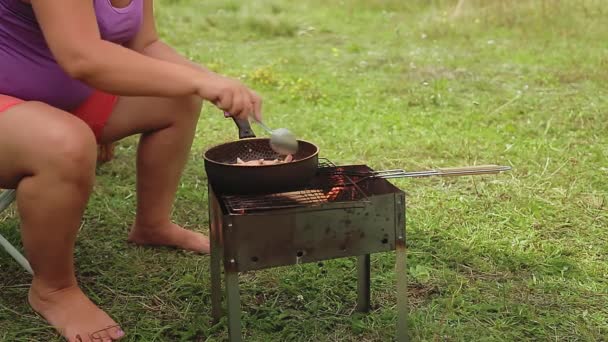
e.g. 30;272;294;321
0;91;118;142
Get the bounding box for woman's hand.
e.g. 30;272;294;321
196;72;262;122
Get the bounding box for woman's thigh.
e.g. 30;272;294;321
98;95;202;144
0;101;97;188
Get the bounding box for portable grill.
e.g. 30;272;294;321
209;159;409;341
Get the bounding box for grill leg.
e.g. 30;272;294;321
396;240;408;342
209;187;223;323
356;254;371;312
210;238;222;323
225;270;242;342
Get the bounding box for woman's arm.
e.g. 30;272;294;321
125;1;262;117
141;41;211;73
126;0;211;73
129;0;260;119
30;0;260;119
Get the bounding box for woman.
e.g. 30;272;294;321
0;0;262;341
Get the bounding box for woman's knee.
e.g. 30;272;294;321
46;133;96;180
173;95;202;126
35;116;98;185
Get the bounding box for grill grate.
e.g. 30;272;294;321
317;158;336;169
220;159;369;214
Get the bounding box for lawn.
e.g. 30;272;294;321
1;0;607;341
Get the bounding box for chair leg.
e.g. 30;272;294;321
0;190;34;275
0;234;33;275
0;189;16;211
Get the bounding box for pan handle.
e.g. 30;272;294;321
226;112;256;139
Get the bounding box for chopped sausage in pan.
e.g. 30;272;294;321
234;154;293;166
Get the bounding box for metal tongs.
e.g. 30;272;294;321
323;165;512;184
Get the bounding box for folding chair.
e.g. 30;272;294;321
0;189;33;275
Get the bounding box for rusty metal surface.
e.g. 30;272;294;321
211;165;406;272
222;192;402;272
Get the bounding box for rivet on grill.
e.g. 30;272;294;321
230;258;236;264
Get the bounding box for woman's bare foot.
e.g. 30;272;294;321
29;282;124;342
128;222;210;253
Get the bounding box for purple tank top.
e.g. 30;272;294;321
0;0;143;111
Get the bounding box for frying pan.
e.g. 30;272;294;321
204;117;320;195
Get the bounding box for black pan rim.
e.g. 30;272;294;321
203;138;320;168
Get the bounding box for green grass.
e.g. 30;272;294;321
2;0;608;340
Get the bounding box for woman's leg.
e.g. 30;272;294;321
0;102;123;342
99;95;209;253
